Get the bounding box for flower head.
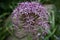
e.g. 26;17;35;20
12;2;50;37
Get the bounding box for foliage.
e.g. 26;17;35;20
0;0;60;40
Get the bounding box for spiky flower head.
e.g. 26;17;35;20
11;2;50;39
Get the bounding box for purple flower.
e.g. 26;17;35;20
11;2;50;39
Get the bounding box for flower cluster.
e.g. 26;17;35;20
11;2;50;39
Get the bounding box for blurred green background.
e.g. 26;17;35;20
0;0;60;40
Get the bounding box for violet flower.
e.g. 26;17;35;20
11;2;50;40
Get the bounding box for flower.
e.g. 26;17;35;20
11;2;50;39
